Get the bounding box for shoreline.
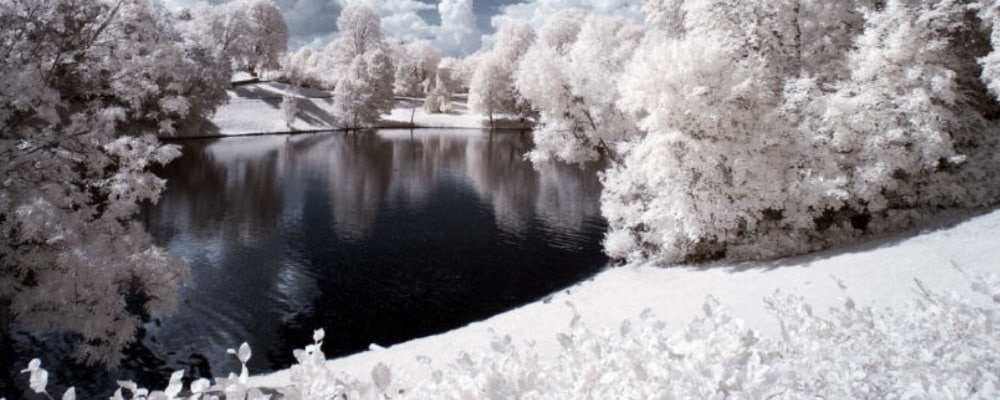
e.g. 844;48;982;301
250;207;1000;390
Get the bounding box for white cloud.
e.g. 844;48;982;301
332;0;483;56
160;0;487;56
435;0;481;56
337;0;435;42
277;0;343;43
491;0;641;32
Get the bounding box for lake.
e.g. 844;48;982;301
2;129;608;397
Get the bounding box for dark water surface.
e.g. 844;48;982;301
3;129;608;397
149;129;610;372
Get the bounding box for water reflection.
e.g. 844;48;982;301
145;129;607;382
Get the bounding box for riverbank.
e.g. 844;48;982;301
180;81;531;138
250;207;1000;395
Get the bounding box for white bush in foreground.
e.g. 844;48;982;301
12;273;1000;399
411;273;1000;399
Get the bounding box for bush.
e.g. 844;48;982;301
13;273;1000;399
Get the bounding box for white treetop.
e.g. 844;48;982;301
517;14;644;165
337;4;385;61
333;48;395;129
393;40;443;97
468;20;536;123
177;0;288;77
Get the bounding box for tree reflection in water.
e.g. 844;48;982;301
144;129;608;386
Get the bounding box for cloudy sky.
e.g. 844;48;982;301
160;0;639;56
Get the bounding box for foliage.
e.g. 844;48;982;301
304;3;397;128
520;0;1000;264
332;49;396;129
176;0;288;77
392;40;442;97
13;274;1000;399
407;273;1000;399
468;20;536;123
516;13;643;165
0;0;229;366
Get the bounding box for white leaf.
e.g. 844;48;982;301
29;368;48;394
190;378;210;394
148;392;169;400
238;342;252;364
62;387;76;400
21;358;41;373
165;370;185;397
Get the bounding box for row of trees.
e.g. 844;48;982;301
284;6;473;124
485;0;1000;264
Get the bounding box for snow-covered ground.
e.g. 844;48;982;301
195;81;498;137
252;207;1000;392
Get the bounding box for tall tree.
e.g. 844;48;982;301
178;0;288;77
333;48;395;129
393;40;442;97
325;4;394;128
468;20;536;125
0;0;227;367
337;3;384;58
244;0;289;76
517;14;644;165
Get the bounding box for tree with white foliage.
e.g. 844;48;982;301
606;26;807;263
437;57;463;94
333;48;395;129
809;0;999;223
468;53;517;126
593;0;1000;264
324;4;394;128
393;40;443;97
981;0;1000;102
177;0;287;77
325;3;383;77
284;46;323;87
537;8;587;52
517;13;644;165
242;0;289;77
423;79;452;114
0;0;228;369
468;20;536;125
